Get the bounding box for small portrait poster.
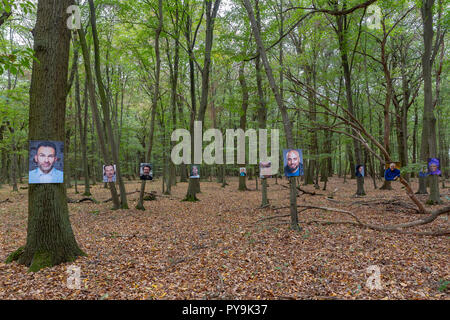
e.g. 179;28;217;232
190;165;200;178
283;149;304;177
239;167;246;177
103;164;116;182
384;162;401;181
427;158;441;176
140;163;153;180
355;165;364;177
260;161;272;178
384;162;401;170
29;140;64;184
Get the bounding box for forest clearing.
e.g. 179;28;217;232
1;177;448;300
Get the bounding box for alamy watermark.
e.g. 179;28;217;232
366;4;381;30
66;265;81;289
67;5;81;30
366;265;383;290
171;121;279;174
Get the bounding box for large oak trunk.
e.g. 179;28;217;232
6;0;85;271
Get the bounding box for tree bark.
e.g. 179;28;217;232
137;0;163;210
78;27;120;209
75;66;91;196
88;0;128;209
243;0;299;231
184;0;221;201
6;0;85;271
238;63;248;191
420;0;440;204
334;5;364;195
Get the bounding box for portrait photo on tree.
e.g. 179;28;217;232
259;161;272;178
28;140;64;184
355;165;365;177
384;162;402;181
139;163;153;180
103;164;116;182
428;158;441;176
190;165;200;178
283;149;303;177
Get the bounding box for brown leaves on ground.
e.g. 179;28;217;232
0;177;448;300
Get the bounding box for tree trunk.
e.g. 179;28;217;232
335;10;364;194
6;0;85;271
255;4;268;208
88;0;128;209
420;0;440;204
243;0;299;231
78;27;120;209
184;0;221;201
137;0;163;209
76;69;91;196
238;63;248;191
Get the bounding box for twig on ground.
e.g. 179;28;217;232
253;203;450;236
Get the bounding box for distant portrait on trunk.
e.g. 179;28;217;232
283;149;303;177
103;164;116;182
355;165;364;177
384;162;401;181
260;161;272;178
427;158;441;176
140;163;153;180
190;165;200;178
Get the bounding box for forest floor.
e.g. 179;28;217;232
0;176;449;300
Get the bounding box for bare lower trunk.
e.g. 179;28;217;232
380;179;392;190
356;176;366;196
243;0;299;231
261;178;269;207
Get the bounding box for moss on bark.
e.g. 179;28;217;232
5;246;24;264
183;194;199;202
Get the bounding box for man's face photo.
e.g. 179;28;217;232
190;165;200;178
286;150;300;172
140;163;153;180
29;140;64;184
284;149;303;177
390;163;396;170
35;145;57;174
104;165;115;179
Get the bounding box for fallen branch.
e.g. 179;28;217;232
0;198;12;204
255;204;450;236
351;198;419;213
297;186;324;196
398;177;428;214
297;204;450;235
68;197;99;204
104;190;141;202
